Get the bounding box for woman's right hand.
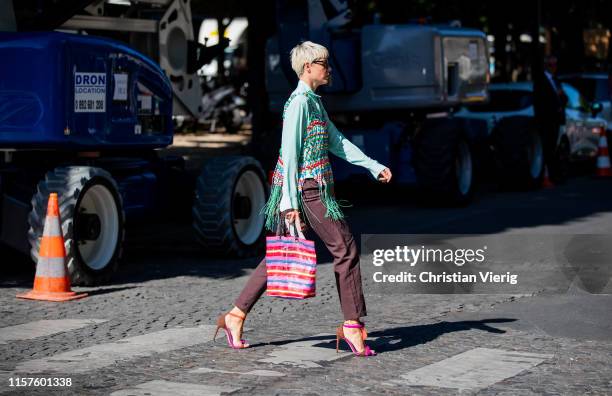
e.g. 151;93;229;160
285;210;307;232
378;168;392;183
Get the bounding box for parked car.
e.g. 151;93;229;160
456;82;606;180
560;81;606;160
558;72;611;127
558;72;611;160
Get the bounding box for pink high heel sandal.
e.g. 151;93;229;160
336;321;376;357
213;311;249;349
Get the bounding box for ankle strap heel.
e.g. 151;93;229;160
338;321;376;357
227;311;246;321
343;321;367;340
213;311;249;349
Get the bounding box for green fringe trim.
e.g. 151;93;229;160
262;180;353;231
261;184;283;231
319;182;345;221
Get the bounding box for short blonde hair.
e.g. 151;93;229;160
290;41;329;77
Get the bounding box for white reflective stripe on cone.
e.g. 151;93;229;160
599;135;608;148
34;257;67;278
42;216;62;237
597;156;611;168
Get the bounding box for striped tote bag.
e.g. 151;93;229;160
266;217;317;299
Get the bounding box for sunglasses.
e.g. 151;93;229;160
311;59;330;69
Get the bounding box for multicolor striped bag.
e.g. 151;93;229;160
266;217;317;299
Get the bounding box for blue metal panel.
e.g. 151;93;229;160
386;122;417;185
0;33;65;146
320;33;361;95
330;122;417;185
0;32;173;149
116;171;157;218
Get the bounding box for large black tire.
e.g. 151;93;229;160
492;118;544;189
192;156;267;257
28;167;125;286
414;118;474;205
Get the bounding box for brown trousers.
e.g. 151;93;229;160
234;178;367;320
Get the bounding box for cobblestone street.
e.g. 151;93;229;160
1;175;611;395
4;0;612;393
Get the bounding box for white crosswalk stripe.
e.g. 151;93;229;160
12;325;217;374
0;319;107;344
389;347;553;391
258;333;352;368
110;380;240;396
190;367;285;377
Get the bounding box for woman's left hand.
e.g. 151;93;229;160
378;168;392;183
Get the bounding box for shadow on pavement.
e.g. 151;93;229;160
253;318;516;353
368;319;514;353
79;286;140;296
112;251;265;285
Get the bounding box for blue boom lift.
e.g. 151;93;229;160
0;1;269;285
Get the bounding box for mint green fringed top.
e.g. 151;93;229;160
262;80;385;231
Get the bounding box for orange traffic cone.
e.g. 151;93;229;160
542;165;554;188
596;129;612;177
17;193;87;302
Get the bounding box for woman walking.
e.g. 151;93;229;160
215;41;392;357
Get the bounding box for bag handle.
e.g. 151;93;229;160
275;214;284;237
285;216;305;240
